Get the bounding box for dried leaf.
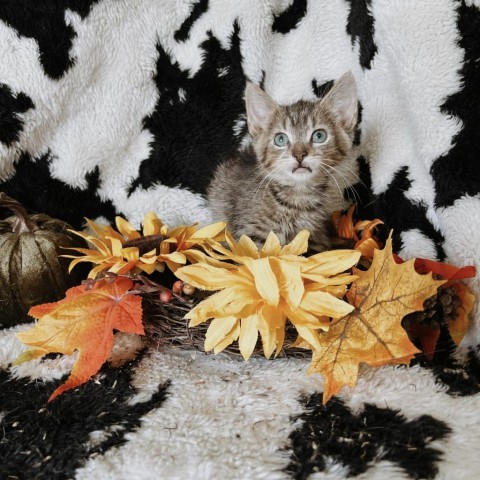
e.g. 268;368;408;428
15;277;143;401
405;322;441;361
307;235;445;403
449;282;475;345
413;258;476;281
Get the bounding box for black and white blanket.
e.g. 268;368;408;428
1;1;479;478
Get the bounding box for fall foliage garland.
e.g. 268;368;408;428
15;209;476;403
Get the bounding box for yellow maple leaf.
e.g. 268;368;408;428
307;234;446;403
15;277;143;401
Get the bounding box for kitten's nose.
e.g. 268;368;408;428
293;150;308;164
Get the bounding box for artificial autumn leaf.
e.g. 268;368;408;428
331;205;384;260
15;277;143;401
449;282;475;345
306;234;446;403
405;322;441;361
332;205;357;240
393;254;476;281
393;254;476;351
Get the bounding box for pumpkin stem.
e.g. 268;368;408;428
0;192;39;234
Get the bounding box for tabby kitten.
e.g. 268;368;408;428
208;72;358;251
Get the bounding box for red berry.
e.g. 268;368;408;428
159;291;173;303
172;280;184;294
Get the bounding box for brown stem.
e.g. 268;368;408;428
123;234;165;255
0;192;38;234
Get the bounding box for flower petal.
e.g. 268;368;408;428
142;211;163;236
295;325;323;351
115;216;141;240
281;230;310;255
244;257;279;307
108;260;137;275
270;258;304;311
88;263;110;279
300;290;354;319
183;249;237;269
305;282;348;299
261;232;282;257
225;231;259;259
337;204;356;240
136;263;158;275
301;273;358;286
354;237;381;259
239;314;259;360
122;247;140;261
287;306;330;330
176;263;248;291
186;287;258;326
108;237;124;257
275;322;286;357
213;321;241;354
190;221;226;240
303;250;360;276
159;252;187;264
256;311;277;358
205;317;238;352
85;218;124;243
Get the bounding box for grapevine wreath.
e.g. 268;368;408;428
2;193;475;404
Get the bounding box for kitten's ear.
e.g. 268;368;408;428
322;72;358;132
245;83;277;136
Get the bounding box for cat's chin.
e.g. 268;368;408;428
292;165;312;174
286;168;315;184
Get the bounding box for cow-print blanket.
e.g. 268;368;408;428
1;1;479;479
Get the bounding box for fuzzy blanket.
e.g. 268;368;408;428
1;1;480;479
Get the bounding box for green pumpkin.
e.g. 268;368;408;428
0;193;87;327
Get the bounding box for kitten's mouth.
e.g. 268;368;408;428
292;165;312;174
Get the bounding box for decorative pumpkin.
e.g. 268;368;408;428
0;193;87;327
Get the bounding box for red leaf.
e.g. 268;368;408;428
413;258;476;280
393;254;476;280
17;277;143;401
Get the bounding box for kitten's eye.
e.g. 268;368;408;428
273;133;289;147
311;129;327;144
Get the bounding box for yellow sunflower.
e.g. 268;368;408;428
65;212;226;278
174;231;360;360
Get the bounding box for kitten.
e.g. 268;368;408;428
207;72;358;251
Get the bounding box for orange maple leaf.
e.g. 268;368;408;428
307;235;446;403
15;277;143;401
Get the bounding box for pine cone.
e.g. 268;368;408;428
403;285;460;330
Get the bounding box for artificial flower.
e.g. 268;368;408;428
175;230;360;360
160;222;226;271
64;212;226;278
332;205;383;259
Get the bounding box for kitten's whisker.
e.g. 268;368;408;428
245;165;270;188
338;161;367;190
251;165;283;201
321;162;363;205
319;163;344;198
260;166;285;200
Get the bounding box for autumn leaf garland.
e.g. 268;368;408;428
14;210;476;403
